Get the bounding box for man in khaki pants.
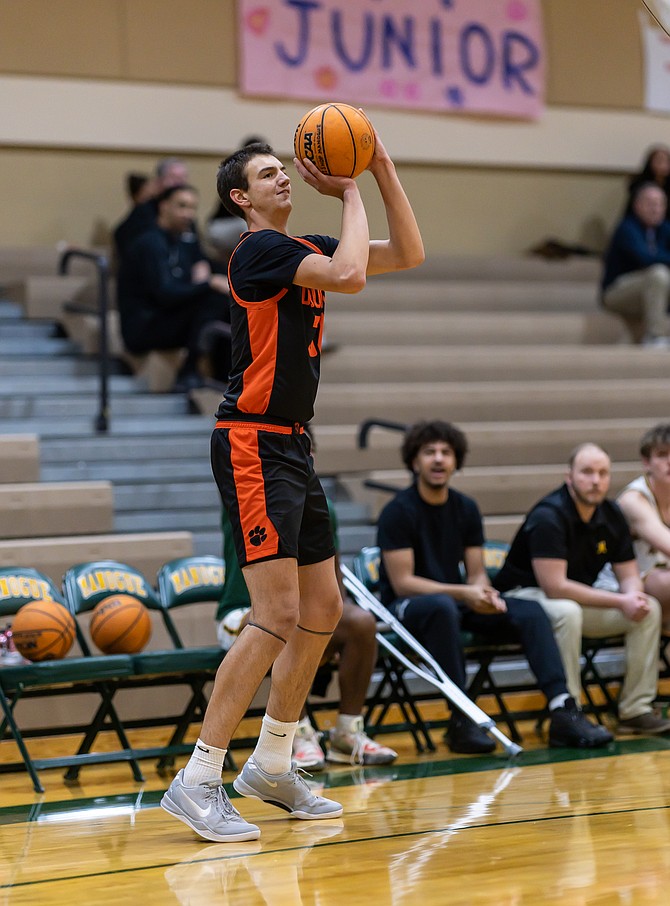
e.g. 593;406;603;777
493;443;670;736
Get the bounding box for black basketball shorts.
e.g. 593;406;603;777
211;420;336;568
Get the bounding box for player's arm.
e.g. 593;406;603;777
365;133;425;276
293;158;369;294
618;489;670;557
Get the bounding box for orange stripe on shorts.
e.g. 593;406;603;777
228;426;280;561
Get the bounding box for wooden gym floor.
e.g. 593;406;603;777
2;707;670;905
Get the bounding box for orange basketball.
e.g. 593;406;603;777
11;600;76;661
294;102;376;178
90;594;151;654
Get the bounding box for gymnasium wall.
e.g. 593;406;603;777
0;0;666;254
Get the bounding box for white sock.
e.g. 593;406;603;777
548;693;570;712
335;713;362;736
182;737;227;786
252;714;298;775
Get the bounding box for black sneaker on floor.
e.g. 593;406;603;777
548;697;613;748
445;717;496;755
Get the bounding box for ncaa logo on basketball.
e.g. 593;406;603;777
303;130;315;162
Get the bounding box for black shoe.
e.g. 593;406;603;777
445;717;496;755
548;697;613;748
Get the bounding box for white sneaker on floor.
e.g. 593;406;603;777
327;716;398;765
161;769;260;842
233;757;343;819
292;717;326;772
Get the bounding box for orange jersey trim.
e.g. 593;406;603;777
215;420;304;434
227;425;280;562
227;233;327;416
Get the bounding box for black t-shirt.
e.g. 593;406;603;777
218;229;338;425
376;483;485;606
493;483;635;592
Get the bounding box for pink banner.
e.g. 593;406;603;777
238;0;545;120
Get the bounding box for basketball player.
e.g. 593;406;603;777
161;135;424;842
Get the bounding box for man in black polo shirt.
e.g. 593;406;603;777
494;442;670;736
377;420;611;754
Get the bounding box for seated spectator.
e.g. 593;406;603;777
617;423;670;629
116;184;231;391
494;442;670;737
113;156;190;261
126;172;151;206
376;420;611;754
626;144;670;214
217;500;398;769
601;182;670;346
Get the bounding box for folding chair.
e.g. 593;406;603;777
350;547;521;754
580;636;627;720
154;555;235;771
351;546;436;752
62;557;229;777
0;566;141;792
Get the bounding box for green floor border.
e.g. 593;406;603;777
2;734;670;827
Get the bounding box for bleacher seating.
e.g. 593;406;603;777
3;245;670;767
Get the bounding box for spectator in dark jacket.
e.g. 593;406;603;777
113;157;190;262
601;182;670;347
116;184;231;390
625;145;670;215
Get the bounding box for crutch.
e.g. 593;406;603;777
341;564;523;758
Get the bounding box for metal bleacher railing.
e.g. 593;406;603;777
59;247;112;434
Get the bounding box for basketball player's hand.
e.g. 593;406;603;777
367;130;392;175
294;156;357;199
463;585;507;614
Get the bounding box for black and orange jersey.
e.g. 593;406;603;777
217;229;339;425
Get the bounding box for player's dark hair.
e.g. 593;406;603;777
640;423;670;459
216;142;275;219
401;420;468;472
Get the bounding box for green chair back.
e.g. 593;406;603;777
156;556;225;649
352;546;381;593
156;556;225;609
0;567;64;619
482;541;510;581
61;560;160;655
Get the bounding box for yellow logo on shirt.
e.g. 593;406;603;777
596;540;608;555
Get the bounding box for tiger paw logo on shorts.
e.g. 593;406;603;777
249;525;268;547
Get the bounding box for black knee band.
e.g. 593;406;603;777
297;624;334;637
246;621;287;644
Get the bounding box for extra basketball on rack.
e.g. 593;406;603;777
11;600;76;662
90;594;152;654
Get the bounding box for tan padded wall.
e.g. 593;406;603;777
0;0;236;85
0;0;657;254
0;145;628;255
544;0;644;109
0;0;648;105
